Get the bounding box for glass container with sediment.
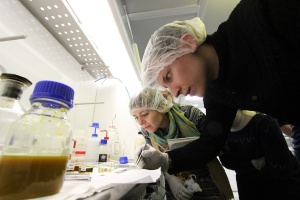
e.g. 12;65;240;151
0;80;74;200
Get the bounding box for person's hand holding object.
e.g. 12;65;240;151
135;144;170;171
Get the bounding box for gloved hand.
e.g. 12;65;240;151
164;172;193;200
135;144;170;171
251;157;265;170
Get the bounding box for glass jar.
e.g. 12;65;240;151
98;139;108;162
107;124;121;161
0;73;32;153
0;80;74;199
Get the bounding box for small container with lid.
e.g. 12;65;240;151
98;139;108;162
0;80;74;199
67;150;86;172
0;73;32;153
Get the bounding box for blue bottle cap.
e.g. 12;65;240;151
119;156;128;164
30;80;74;108
100;139;107;144
90;123;99;137
90;123;99;128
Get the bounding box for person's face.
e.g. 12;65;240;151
132;109;163;133
156;53;207;98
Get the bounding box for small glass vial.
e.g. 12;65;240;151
98;139;108;162
67;150;86;172
0;73;32;153
0;80;74;199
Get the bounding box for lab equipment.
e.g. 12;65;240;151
134;131;146;155
135;143;146;167
85;122;100;163
107;123;121;161
98;139;108;162
73;130;88;154
67;150;87;172
119;156;128;164
135;144;170;171
0;73;32;153
64;173;91;181
0;80;74;199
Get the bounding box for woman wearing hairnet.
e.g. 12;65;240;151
129;87;233;200
137;0;300;180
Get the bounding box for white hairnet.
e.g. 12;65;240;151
129;87;173;115
141;17;207;89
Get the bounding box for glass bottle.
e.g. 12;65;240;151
0;73;32;153
0;80;75;199
98;139;108;162
107;124;121;161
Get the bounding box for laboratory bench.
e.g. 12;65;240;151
35;164;161;200
81;183;148;200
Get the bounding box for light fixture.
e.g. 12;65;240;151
20;0;142;95
66;0;142;95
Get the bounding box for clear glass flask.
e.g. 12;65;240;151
0;73;32;153
0;80;75;199
107;124;121;161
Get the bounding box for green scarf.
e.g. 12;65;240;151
151;106;200;150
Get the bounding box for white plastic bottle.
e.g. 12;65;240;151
107;124;121;161
85;123;100;163
73;130;88;154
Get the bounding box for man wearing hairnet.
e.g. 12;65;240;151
137;0;300;186
129;87;233;200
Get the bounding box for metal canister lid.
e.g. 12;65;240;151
0;73;32;87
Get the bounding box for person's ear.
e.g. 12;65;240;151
181;33;197;51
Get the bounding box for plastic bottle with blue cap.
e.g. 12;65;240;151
84;122;100;163
98;139;108;162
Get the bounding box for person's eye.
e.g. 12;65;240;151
166;73;172;82
141;112;149;117
134;117;138;122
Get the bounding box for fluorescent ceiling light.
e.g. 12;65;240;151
66;0;142;95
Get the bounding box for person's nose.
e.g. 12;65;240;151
169;86;181;98
137;118;145;125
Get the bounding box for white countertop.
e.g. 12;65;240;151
31;167;161;200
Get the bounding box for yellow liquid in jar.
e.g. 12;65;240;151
0;155;68;200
